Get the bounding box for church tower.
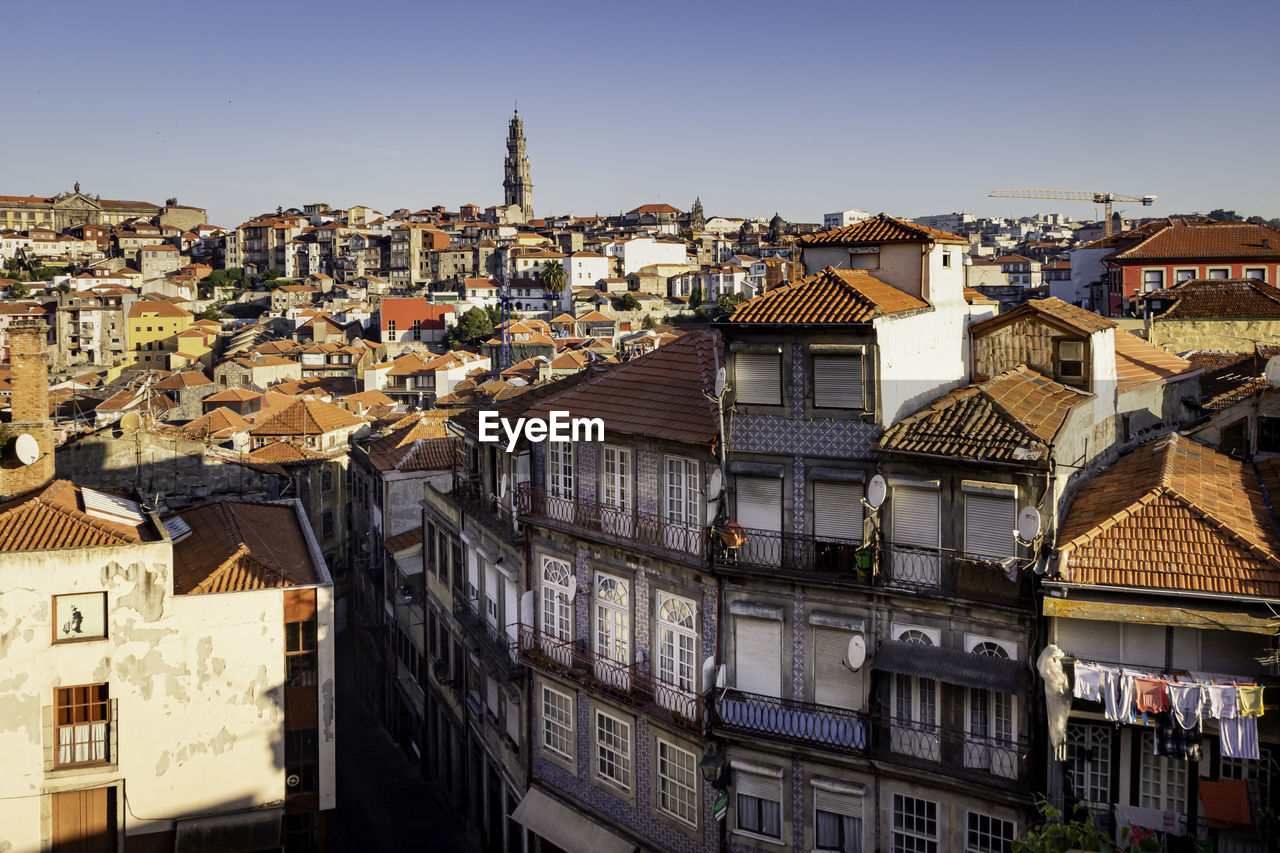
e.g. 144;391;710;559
503;110;533;221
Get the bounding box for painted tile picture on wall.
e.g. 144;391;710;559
52;592;106;643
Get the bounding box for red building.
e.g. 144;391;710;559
1097;219;1280;316
378;298;455;345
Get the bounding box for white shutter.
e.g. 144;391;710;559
506;696;520;743
963;493;1016;558
814;629;861;709
736;353;781;405
891;486;939;547
814;482;863;542
735;617;782;698
813;356;864;409
813;788;863;818
735;770;780;801
737;476;781;532
1055;619;1120;662
486;677;499;715
504;579;518;645
1123;624;1166;668
467;548;479;593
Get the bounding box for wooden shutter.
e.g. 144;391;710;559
963;493;1015;558
813;355;864;409
814;628;861;709
814;482;863;542
735;769;780;801
53;787;114;853
736;476;781;532
736;353;781;405
890;486;939;547
813;787;863;818
735;617;782;698
1055;619;1120;662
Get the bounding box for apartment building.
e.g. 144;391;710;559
126;300;192;369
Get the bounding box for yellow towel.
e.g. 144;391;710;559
1237;685;1265;717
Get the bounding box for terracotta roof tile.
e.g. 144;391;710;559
728;267;928;325
1112;330;1198;392
177;406;251;438
0;480;154;550
383;526;423;554
246;440;325;463
204;387;263;404
970;296;1116;337
249;397;364;437
1058;435;1280;596
1144;278;1280;319
166;500;320;595
1114;221;1280;261
798;213;967;246
878;366;1092;462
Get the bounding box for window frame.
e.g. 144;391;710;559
54;683;111;768
594;709;632;791
664;455;701;529
656;738;699;827
891;793;938;853
285;728;319;795
734;351;783;406
540;555;573;642
285;618;318;687
594;572;631;667
812;352;866;410
1052;337;1087;385
735;771;783;840
540;685;574;760
656;591;697;694
964;810;1015;853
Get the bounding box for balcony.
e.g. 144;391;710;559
717;688;869;754
517;484;707;569
454;473;523;544
453;597;524;680
712;531;1028;603
519;625;705;734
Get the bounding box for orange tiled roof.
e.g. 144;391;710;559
728;267;928;324
166;500;321;595
1144;278;1280;319
249;397;364;437
0;480;154;550
179;406;251;437
1112;330;1198;392
384;526;424;554
878;366;1092;462
798;213;967;246
204;387;263;404
1113;220;1280;261
970;297;1116;337
1057;435;1280;596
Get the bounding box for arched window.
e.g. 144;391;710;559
656;593;696;693
899;629;933;646
541;557;572;642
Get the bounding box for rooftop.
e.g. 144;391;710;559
249;397;365;437
166;500;323;595
0;480;156;551
1144;278;1280;320
798;213;967;247
970;296;1116;337
727;267;929;325
1112;220;1280;261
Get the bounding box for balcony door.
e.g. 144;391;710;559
890;484;941;588
964;643;1017;778
656;593;697;713
664;456;700;552
546;443;575;523
601;445;634;538
736;475;782;568
890;630;939;761
594;573;631;692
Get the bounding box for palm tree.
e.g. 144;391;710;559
538;260;567;295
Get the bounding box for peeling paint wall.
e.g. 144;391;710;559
0;541;310;849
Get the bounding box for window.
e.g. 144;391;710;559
55;684;110;767
656;593;697;694
813;481;864;545
594;574;630;668
1066;723;1111;806
735;352;782;405
664;456;700;531
285;728;318;794
963;488;1016;559
595;711;632;790
1245;267;1267;282
657;740;698;826
890;484;941;587
892;630;938;761
601;444;632;520
942;252;951;268
1208;268;1230;279
1142;269;1164;292
965;811;1014;853
814;628;861;709
892;794;937;853
541;686;573;759
813;354;865;409
322;510;334;537
284;812;318;853
736;770;782;839
734;616;783;698
285;619;318;686
966;643;1016;777
1055;339;1085;381
1139;731;1187;811
1223;747;1272;807
540;556;573;642
387;320;396;334
321;468;333;493
815;787;863;853
547;442;574;499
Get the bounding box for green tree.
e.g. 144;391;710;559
195;306;224;322
538;260;567;294
9;281;30;298
1015;799;1159;853
689;285;704;306
642;313;658;330
716;292;746;316
1206;208;1240;222
620;292;641;311
446;306;495;346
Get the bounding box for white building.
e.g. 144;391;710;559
822;208;871;230
603;236;689;276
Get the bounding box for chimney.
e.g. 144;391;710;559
3;320;55;497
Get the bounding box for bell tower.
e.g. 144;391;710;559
502;110;533;222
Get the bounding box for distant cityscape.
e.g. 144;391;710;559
1;110;1279;853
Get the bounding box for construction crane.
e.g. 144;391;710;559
988;190;1157;236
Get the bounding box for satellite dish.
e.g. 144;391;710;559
714;366;726;398
705;499;718;528
843;634;867;672
707;467;723;500
499;472;509;498
715;664;726;690
702;657;716;690
867;474;887;510
1265;356;1280;387
520;591;534;627
565;584;576;604
1017;506;1042;543
13;433;38;466
119;411;142;436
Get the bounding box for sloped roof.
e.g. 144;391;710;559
1185;351;1271;410
249;396;364;437
1113;221;1280;261
523;330;721;445
0;480;155;551
1112;330;1198;392
166;500;321;595
878;366;1092;462
384;526;424;554
1057;435;1280;596
1145;278;1280;319
969;297;1116;337
204;387;263;404
798;213;967;246
178;406;251;438
728;267;928;324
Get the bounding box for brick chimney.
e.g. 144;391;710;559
3;320;55;497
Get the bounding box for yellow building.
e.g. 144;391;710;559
126;300;193;368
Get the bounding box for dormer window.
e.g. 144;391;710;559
1054;339;1086;384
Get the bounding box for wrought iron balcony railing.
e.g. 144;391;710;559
519;625;705;733
452;597;525;680
717;688;869;754
517;484;707;568
454;473;523;543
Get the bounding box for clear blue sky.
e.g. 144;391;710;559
7;0;1278;227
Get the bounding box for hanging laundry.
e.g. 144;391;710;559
1101;667;1135;723
1237;685;1265;718
1168;683;1204;730
1135;677;1171;713
1155;719;1202;761
1198;780;1252;829
1205;684;1237;720
1073;661;1104;703
1220;715;1260;761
